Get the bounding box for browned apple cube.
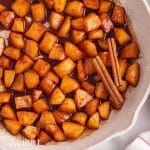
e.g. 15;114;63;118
85;99;99;115
99;1;112;13
25;22;47;42
12;0;30;17
72;112;87;126
37;111;56;128
39;32;57;54
84;13;101;32
118;80;128;93
4;70;15;88
11;74;25;92
49;44;66;61
40;72;55;94
97;39;109;51
0;79;5;92
77;60;86;81
120;43;139;59
44;0;54;9
33;99;49;114
71;18;84;31
0;11;15;29
46;123;66;141
59;98;76;113
98;101;110;120
65;1;84;17
87;112;100;129
54;58;76;78
31;2;45;22
74;89;93;109
53;0;67;13
0;3;5;12
114;28;131;45
22;126;39;139
99;13;113;33
111;5;125;25
62;122;84;139
24;39;39;59
125;62;140;87
3;119;22;135
0;92;11;104
65;42;84;61
88;29;104;40
32;89;43;102
95;82;108;100
84;58;96;75
17;111;38;126
3;46;21;60
49;87;65;105
49;11;64;30
81;81;95;95
36;131;51;145
58;16;71;38
80;40;97;57
72;30;85;44
0;56;11;68
53;110;70;124
83;0;99;10
0;38;4;56
0;104;16;120
119;59;128;77
0;67;3;79
12;18;25;33
60;76;80;94
15;55;34;74
46;71;59;85
15;95;32;109
99;52;112;67
33;59;51;77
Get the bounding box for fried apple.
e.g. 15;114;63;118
83;0;99;10
118;59;128;77
32;89;43;102
118;80;128;93
0;67;3;79
99;0;112;13
53;0;67;13
12;18;25;33
97;39;109;50
71;18;84;31
88;29;104;40
4;70;15;88
84;58;96;75
81;81;95;95
77;60;86;81
0;38;4;56
99;52;112;67
72;30;85;44
0;56;11;68
44;0;54;9
0;92;11;104
45;71;59;85
0;79;5;92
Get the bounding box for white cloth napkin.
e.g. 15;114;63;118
125;131;150;150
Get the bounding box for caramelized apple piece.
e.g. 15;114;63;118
111;5;125;25
87;112;100;129
125;62;140;87
85;99;99;115
83;0;99;10
4;70;15;88
46;124;66;141
65;41;84;61
0;56;11;68
37;111;56;128
65;1;84;17
0;67;3;79
81;81;95;95
99;52;112;67
97;39;109;51
74;89;93;109
0;92;11;104
114;28;131;45
33;59;51;77
72;30;85;44
0;38;4;56
12;18;25;33
3;46;20;60
71;18;84;31
31;2;45;22
49;87;65;105
53;0;67;13
49;12;64;30
22;126;39;140
25;22;46;42
46;71;59;85
39;32;57;54
1;104;16;120
77;60;86;81
60;76;80;94
118;59;128;77
59;98;76;113
72;112;87;126
0;11;15;29
62;122;84;139
44;0;54;9
0;79;5;92
11;74;25;92
120;43;139;59
17;111;38;126
49;44;66;61
3;119;22;135
84;58;96;75
88;29;104;40
54;58;76;78
15;95;32;110
99;0;112;13
12;0;30;17
95;82;108;100
53;110;70;124
15;55;34;74
118;80;128;93
80;40;97;57
58;16;71;38
84;13;101;32
32;89;43;102
0;4;5;12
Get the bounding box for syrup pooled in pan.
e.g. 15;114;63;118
0;0;140;144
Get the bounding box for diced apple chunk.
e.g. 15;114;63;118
81;81;95;95
77;60;86;81
4;70;15;88
72;30;85;44
12;18;25;33
83;0;99;10
0;92;11;104
53;0;67;13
